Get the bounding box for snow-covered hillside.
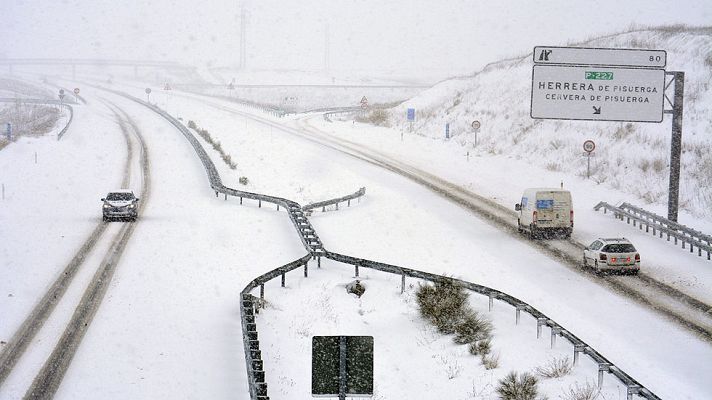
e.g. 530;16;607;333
388;26;712;218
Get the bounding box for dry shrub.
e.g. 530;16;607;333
496;372;539;400
535;356;572;378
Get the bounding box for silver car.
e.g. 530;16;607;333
583;238;640;275
101;190;139;222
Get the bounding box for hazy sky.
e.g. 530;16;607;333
2;0;710;77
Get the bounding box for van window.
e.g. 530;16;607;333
521;197;528;208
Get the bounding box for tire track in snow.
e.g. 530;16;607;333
23;100;150;399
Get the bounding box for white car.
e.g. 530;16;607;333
101;190;139;222
583;238;640;275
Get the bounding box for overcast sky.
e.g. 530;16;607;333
1;0;710;78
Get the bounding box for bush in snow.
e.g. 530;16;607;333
534;356;572;379
187;120;197;129
189;120;240;172
416;279;468;334
454;310;492;346
496;371;539;400
559;381;600;400
239;176;249;185
468;337;492;356
481;351;500;370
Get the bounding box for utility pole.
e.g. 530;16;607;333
240;5;247;70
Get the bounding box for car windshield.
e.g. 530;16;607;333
602;244;636;253
106;193;134;201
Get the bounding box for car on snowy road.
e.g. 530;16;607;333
101;190;139;222
582;237;640;275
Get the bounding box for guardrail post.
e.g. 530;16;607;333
318;256;321;268
215;191;218;197
348;199;351;207
515;304;526;325
550;327;561;348
627;385;640;400
354;264;359;277
224;193;227;200
260;284;264;300
401;274;405;294
258;200;262;208
598;363;611;389
281;272;285;287
304;263;308;277
277;204;280;211
573;344;586;366
488;294;495;311
240;197;243;204
536;318;547;338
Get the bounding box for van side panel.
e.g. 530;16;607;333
535;191;572;229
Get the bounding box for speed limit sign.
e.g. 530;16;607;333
583;140;596;153
73;88;80;95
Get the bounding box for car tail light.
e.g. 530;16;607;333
599;254;607;261
533;210;537;223
626;257;631;262
570;210;574;227
635;254;640;262
611;257;617;262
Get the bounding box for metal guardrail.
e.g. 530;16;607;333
620;203;712;246
56;104;73;140
239;251;661;400
303;187;366;213
595;202;712;261
104;87;660;400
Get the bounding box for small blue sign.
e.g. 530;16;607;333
536;199;554;209
407;108;415;122
5;123;11;140
445;123;450;139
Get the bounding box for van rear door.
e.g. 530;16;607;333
536;191;571;228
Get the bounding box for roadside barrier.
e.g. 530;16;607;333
303;187;366;213
595;201;711;261
0;98;74;141
109;87;661;400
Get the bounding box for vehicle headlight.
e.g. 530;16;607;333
103;204;111;209
128;204;136;209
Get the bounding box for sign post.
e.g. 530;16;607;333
145;87;152;103
73;87;80;103
58;89;65;110
583;140;596;178
312;336;373;400
531;45;685;221
471;120;481;147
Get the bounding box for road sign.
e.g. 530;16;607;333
312;336;373;399
73;88;80;95
360;96;368;109
407;108;415;122
471;120;480;130
445;123;450;139
531;65;665;122
583;140;596;153
145;88;152;94
58;89;65;95
5;123;11;140
533;46;666;68
58;93;65;101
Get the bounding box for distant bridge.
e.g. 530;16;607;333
0;58;195;78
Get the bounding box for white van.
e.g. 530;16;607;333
515;188;573;239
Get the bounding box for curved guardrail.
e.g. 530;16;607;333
595;201;711;261
56;104;74;140
98;87;660;400
303;187;365;213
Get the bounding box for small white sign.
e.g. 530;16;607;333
531;65;665;122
